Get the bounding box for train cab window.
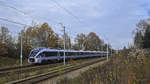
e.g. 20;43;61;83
41;53;45;57
36;53;45;58
29;50;39;57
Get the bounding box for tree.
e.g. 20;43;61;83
55;34;64;49
22;22;59;48
134;19;150;49
74;32;105;51
73;32;106;51
62;33;71;49
0;26;17;58
134;31;143;48
143;26;150;48
0;26;10;43
0;37;7;57
74;33;87;50
17;22;64;58
87;32;103;51
133;20;147;48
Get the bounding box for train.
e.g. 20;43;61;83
28;48;108;64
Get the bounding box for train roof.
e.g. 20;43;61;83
32;47;105;53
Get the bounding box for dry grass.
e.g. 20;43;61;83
0;57;28;68
57;49;150;84
0;59;80;84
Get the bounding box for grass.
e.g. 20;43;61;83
0;57;28;68
0;64;67;84
57;49;150;84
0;59;81;84
0;57;102;84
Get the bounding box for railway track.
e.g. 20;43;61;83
0;63;63;77
0;58;99;77
8;58;106;84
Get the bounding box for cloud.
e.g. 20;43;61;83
0;0;149;49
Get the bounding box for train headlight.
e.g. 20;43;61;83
29;58;35;62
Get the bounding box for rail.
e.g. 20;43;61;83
8;58;106;84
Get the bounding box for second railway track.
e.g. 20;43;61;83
8;57;106;84
0;63;63;77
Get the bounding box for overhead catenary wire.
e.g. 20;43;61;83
0;0;29;16
0;0;87;34
0;0;88;27
0;17;29;26
0;0;37;26
0;0;46;25
48;0;92;41
0;0;87;41
50;0;82;23
0;0;61;24
0;17;28;66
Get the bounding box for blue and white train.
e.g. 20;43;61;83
28;48;108;64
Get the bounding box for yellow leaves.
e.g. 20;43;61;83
128;72;137;84
22;22;63;49
0;40;8;56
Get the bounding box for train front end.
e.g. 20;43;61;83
28;48;41;64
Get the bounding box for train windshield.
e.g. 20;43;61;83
29;50;39;57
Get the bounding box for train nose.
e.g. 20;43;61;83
29;58;35;62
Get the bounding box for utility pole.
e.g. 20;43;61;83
0;17;28;66
107;43;109;61
20;26;26;66
60;23;66;65
104;36;109;61
111;47;112;57
20;30;23;66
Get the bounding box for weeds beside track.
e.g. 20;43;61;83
8;58;106;84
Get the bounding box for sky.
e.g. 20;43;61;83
0;0;150;49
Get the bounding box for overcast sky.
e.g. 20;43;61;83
0;0;150;49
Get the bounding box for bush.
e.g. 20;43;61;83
57;49;150;84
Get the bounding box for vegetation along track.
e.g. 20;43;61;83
0;63;63;78
8;57;106;84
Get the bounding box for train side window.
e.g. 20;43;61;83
71;52;74;56
57;52;60;56
74;52;76;56
66;52;68;56
67;52;71;56
71;52;73;56
67;52;69;56
67;52;70;56
43;52;58;57
50;52;57;56
60;52;63;56
45;52;50;57
60;52;69;56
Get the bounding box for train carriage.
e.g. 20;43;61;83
28;48;108;64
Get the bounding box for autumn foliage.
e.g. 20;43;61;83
57;49;150;84
0;39;7;57
0;22;109;59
